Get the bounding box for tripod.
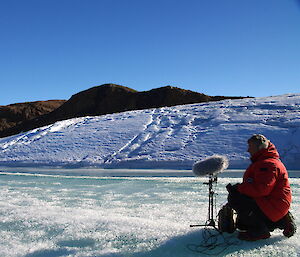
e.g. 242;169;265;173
190;174;219;230
187;174;239;255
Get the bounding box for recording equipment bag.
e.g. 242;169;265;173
217;203;236;233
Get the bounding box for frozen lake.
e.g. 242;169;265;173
1;169;300;257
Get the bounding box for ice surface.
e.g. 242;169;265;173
0;171;299;257
0;94;299;256
0;94;299;169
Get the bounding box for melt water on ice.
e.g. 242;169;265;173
0;171;299;257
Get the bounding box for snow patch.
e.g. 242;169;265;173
0;94;299;169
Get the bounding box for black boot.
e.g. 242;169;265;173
277;211;297;238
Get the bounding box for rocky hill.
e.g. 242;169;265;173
0;84;246;138
0;100;66;136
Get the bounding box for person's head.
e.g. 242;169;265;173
247;134;269;156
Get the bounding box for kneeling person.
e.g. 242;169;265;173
225;134;296;241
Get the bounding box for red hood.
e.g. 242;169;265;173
251;142;280;163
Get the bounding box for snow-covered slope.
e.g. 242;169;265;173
0;94;299;169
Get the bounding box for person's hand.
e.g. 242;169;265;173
226;183;233;193
226;183;239;193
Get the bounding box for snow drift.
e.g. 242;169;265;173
0;94;299;169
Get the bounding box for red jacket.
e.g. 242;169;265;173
237;143;291;222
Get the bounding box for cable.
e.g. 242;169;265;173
186;227;240;255
187;177;240;255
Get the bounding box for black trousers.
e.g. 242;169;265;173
227;188;278;233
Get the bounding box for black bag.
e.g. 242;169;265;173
218;203;236;233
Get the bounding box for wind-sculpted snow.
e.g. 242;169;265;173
0;173;299;257
0;94;299;169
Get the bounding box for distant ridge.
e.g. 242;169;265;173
0;84;247;138
0;100;66;136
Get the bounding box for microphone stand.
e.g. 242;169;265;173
190;174;219;231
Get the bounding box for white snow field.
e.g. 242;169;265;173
0;94;299;169
0;172;299;257
1;94;300;256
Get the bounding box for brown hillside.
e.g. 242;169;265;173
0;84;246;138
0;100;66;134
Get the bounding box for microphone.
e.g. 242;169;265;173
192;155;229;177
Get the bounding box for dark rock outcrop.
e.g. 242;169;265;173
0;100;66;135
0;84;246;138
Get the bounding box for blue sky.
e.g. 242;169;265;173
1;0;300;105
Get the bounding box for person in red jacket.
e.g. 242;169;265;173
226;134;296;241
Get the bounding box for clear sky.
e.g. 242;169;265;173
1;0;300;105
